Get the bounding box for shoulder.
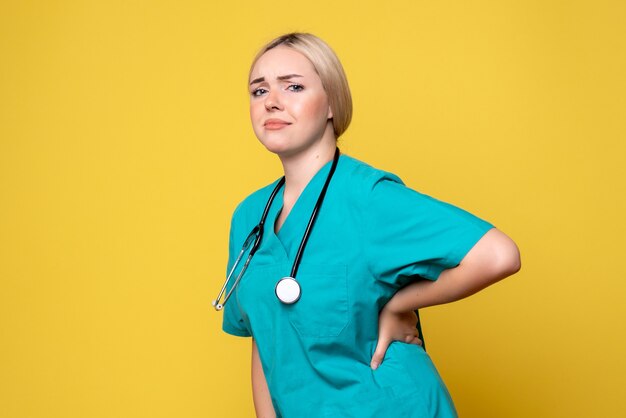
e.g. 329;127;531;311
337;154;406;197
341;154;453;214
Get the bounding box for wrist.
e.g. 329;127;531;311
387;282;426;313
386;289;412;313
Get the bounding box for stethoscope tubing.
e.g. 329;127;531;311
212;178;285;310
289;147;340;279
213;236;252;310
212;148;339;310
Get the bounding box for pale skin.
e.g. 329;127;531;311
246;45;521;417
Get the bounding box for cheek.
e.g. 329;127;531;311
295;94;329;123
250;102;267;131
249;101;261;120
249;103;264;137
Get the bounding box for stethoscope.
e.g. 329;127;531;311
212;147;341;311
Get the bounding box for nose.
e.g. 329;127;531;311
264;89;283;111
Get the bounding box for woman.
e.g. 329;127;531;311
215;32;521;417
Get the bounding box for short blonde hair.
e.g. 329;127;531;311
248;32;353;139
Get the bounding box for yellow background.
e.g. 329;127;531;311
1;1;624;417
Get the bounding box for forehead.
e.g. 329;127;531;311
250;46;317;79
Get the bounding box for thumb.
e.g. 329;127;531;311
370;337;391;370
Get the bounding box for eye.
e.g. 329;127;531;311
287;84;304;92
251;88;267;97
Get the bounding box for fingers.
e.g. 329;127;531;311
413;328;423;346
404;333;422;344
410;329;423;346
370;337;391;370
372;335;423;370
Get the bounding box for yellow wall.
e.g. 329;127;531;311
1;1;624;417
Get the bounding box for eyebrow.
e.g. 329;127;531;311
249;74;303;86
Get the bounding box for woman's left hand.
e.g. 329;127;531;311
370;302;422;370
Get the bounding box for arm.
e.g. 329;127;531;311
252;338;276;418
371;228;520;369
385;228;521;313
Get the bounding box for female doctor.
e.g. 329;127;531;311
215;32;521;417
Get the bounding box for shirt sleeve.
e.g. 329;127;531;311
364;173;495;286
221;206;252;337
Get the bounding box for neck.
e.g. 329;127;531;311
278;131;337;204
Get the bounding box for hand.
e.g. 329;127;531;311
370;304;422;370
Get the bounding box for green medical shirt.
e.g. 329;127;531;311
222;154;494;418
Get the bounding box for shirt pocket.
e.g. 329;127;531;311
285;263;349;338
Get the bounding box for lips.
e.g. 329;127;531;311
264;119;291;130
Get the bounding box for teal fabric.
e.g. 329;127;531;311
222;154;494;417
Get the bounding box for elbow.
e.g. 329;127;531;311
459;228;522;288
494;235;521;278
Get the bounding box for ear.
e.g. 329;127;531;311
327;105;333;119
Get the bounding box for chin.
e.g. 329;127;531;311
257;135;297;155
262;143;297;157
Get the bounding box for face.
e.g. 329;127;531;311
249;46;333;158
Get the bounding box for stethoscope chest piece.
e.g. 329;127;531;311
275;277;301;304
212;147;340;311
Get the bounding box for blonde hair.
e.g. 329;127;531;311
248;32;353;139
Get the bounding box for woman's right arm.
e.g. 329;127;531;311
252;338;276;418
